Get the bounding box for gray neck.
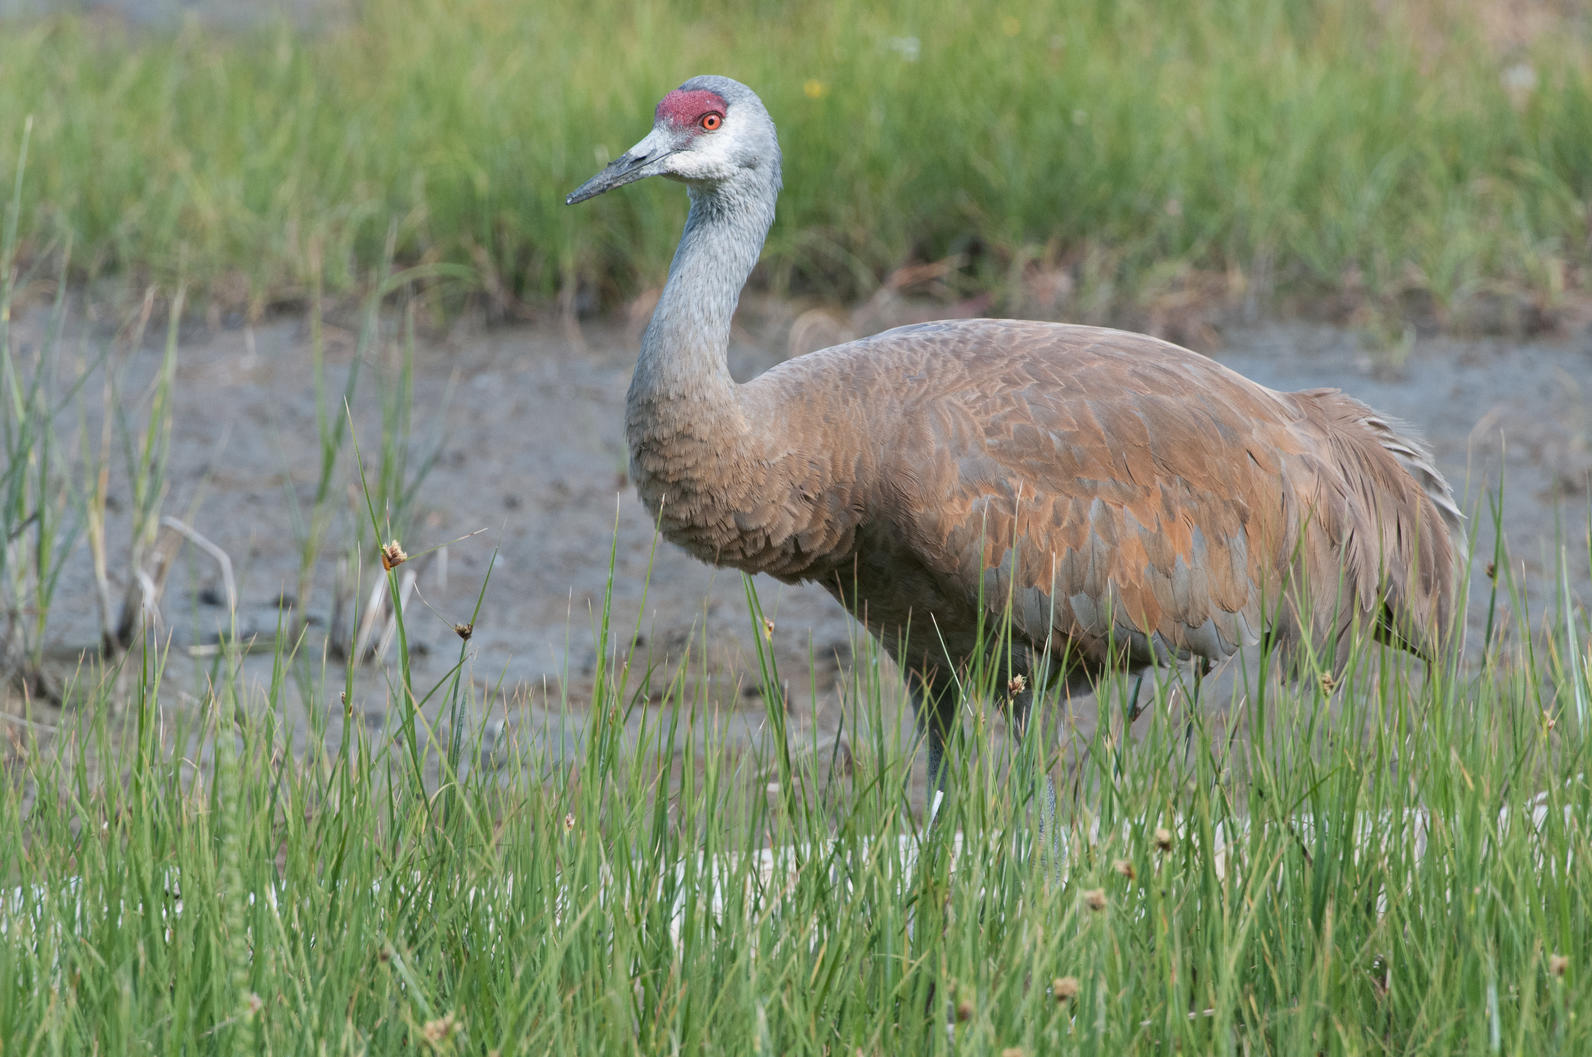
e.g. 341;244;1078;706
629;176;776;412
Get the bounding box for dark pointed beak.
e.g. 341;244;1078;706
565;150;659;205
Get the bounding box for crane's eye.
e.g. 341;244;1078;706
699;112;723;131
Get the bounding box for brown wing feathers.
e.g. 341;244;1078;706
761;321;1462;681
658;319;1459;688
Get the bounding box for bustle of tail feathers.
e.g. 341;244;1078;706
1353;412;1466;558
1296;390;1466;666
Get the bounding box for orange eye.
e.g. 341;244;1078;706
700;112;723;131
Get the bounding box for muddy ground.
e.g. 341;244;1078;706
4;295;1591;781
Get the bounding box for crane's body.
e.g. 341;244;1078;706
569;76;1463;793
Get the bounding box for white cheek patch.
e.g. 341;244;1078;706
666;132;740;181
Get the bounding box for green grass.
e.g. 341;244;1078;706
0;0;1588;323
3;539;1591;1054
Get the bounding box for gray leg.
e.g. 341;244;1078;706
909;669;958;817
1185;656;1212;756
1009;676;1059;860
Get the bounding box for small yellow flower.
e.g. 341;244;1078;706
804;79;826;100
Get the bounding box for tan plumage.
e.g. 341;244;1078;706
570;77;1464;794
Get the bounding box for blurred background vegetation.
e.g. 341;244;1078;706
0;0;1588;329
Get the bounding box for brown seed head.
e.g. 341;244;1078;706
563;812;576;833
1052;975;1080;1002
954;998;974;1022
1549;953;1569;977
1113;858;1135;881
454;622;474;641
1008;673;1028;697
1153;826;1174;852
762;618;775;641
380;540;409;570
421;1012;461;1042
1083;887;1107;912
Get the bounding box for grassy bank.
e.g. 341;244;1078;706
0;0;1588;324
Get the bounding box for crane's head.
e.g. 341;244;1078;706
566;75;781;205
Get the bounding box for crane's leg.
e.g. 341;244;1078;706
908;669;959;821
1008;675;1060;864
1186;655;1213;755
1126;671;1148;724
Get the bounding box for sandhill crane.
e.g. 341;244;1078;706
566;75;1464;799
